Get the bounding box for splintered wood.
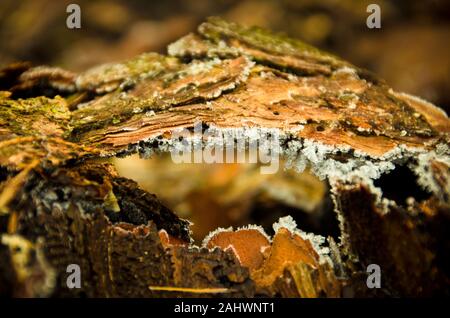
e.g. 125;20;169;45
0;17;449;297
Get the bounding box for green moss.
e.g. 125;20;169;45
112;117;121;125
198;17;346;69
0;94;70;138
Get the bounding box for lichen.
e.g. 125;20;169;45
76;53;180;93
0;94;70;138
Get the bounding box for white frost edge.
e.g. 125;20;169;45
410;143;450;198
273;215;330;262
201;224;271;249
136;125;442;185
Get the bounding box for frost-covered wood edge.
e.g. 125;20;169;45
0;17;449;297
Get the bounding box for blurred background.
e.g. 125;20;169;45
1;0;449;241
1;0;449;112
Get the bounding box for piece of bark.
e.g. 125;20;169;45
204;221;341;297
0;17;449;297
332;158;450;297
0;162;257;297
68;18;446;160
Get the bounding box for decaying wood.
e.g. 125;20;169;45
0;17;449;297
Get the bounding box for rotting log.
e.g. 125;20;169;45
0;17;449;297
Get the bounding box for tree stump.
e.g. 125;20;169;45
0;17;449;297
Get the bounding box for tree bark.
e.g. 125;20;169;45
0;17;449;297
